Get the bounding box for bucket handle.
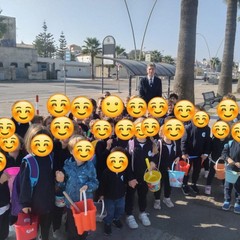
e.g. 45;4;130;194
80;190;87;216
63;191;80;213
215;158;226;171
97;199;105;217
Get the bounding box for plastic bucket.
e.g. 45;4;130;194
14;213;38;240
144;169;161;192
177;159;190;176
225;169;240;184
4;167;20;197
94;199;107;222
214;159;225;180
168;162;185;188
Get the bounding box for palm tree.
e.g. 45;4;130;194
210;57;221;71
217;0;239;96
82;37;102;79
173;0;198;103
162;55;175;65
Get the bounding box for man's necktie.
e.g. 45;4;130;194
150;78;153;87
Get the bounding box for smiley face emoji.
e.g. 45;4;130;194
115;119;135;140
0;152;7;171
231;122;240;142
0;118;16;138
0;134;20;153
192;111;210;128
163;118;185;141
107;151;128;173
135;122;146;139
141;118;160;137
148;97;168;118
217;99;239;122
126;97;147;118
50;117;74;140
12;100;35;123
47;94;71;117
212;121;230;139
101;95;124;118
92;120;112;140
71;97;93;119
174;100;195;122
30;134;53;157
72;140;94;161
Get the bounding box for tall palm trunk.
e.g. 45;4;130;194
173;0;198;103
217;0;238;96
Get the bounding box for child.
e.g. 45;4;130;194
19;124;55;240
153;123;181;209
125;117;158;229
57;134;99;240
99;146;128;235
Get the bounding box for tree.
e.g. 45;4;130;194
57;31;67;60
0;10;7;40
33;21;56;58
217;0;239;96
210;57;221;71
162;55;175;65
82;37;102;79
115;45;127;58
173;0;198;103
128;49;144;60
151;50;162;63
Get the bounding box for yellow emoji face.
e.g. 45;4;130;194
107;151;128;173
217;99;239;122
174;100;195;122
141;118;160;137
192;111;210;128
50;117;74;140
0;118;16;138
72;140;94;161
231;122;240;142
101;96;124;118
30;134;53;157
0;134;20;152
163;118;185;141
135;122;146;139
212;121;230;139
126;97;147;118
71;97;93;119
0;152;7;171
115;119;135;141
92;120;112;140
148;97;168;118
47;94;71;117
12;100;35;123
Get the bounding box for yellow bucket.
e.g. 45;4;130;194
144;169;162;192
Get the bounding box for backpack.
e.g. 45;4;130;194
11;153;53;216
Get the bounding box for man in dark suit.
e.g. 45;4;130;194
139;63;162;103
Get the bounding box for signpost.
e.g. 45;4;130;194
64;49;71;94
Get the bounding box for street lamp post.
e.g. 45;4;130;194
196;33;211;61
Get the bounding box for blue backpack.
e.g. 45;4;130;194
11;153;53;216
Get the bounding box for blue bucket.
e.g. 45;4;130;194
225;169;239;184
168;162;185;188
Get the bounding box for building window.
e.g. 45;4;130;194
25;63;31;68
10;62;18;68
0;62;3;68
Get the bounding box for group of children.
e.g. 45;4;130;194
0;92;240;240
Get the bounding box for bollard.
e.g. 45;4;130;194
35;95;39;115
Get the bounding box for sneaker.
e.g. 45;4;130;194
222;201;231;211
190;184;200;194
204;185;211;195
104;223;112;235
234;203;240;214
204;170;209;178
126;215;138;229
163;198;174;208
138;212;151;226
182;185;190;196
153;199;161;210
113;219;123;228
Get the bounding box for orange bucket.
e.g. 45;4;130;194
177;159;190;176
214;159;225;180
71;191;96;235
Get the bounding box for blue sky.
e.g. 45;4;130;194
1;0;240;62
